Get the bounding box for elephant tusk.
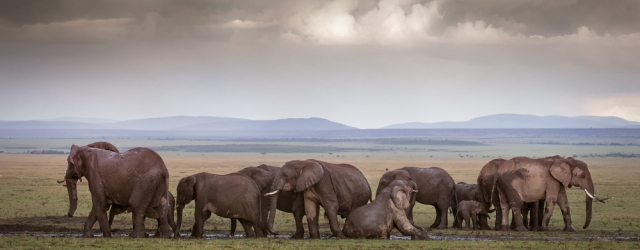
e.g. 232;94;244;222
57;179;66;184
264;190;279;196
584;189;608;203
584;189;596;200
412;189;419;193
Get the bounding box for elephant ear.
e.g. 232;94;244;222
178;175;197;205
391;186;411;210
68;145;79;165
295;161;324;192
239;167;274;191
550;160;572;188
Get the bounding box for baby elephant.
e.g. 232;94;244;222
456;200;492;230
343;180;429;240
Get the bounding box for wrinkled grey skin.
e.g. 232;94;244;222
456;200;491;230
494;157;606;232
452;182;482;228
476;158;506;230
343;180;429;240
58;145;171;238
267;160;372;239
377;167;455;229
108;191;177;237
230;164;306;238
228;166;273;237
175;172;265;238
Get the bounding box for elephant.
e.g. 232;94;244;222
230;164;306;238
494;157;607;232
57;145;171;238
60;141;176;237
107;191;177;237
455;200;492;230
343;180;429;240
476;158;506;230
228;166;275;237
377;167;455;229
175;172;265;238
452;182;482;228
266;160;372;239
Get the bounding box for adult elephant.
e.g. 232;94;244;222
265;160;372;239
174;172;265;238
476;158;506;230
377;167;455;229
494;157;607;232
229;166;275;237
60;141;177;237
57;145;171;238
452;182;482;228
343;180;429;240
231;164;306;238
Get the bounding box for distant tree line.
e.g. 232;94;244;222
573;152;640;158
26;150;67;155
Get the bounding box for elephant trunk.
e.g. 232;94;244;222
267;191;279;235
175;205;184;238
583;182;595;229
65;179;78;217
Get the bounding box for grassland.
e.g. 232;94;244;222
0;137;639;248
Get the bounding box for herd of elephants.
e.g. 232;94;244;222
55;141;608;240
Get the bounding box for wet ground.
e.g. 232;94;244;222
0;231;638;242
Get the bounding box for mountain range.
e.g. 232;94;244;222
384;114;640;129
1;114;639;131
0;116;357;130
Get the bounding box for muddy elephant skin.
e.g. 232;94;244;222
343;180;429;240
59;145;171;238
175;172;264;238
377;167;455;229
266;160;372;239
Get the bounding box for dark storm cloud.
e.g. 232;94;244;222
1;0;640;127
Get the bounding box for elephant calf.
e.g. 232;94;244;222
343;180;429;240
456;200;492;230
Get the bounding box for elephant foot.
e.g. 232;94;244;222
563;226;575;232
514;225;528;232
436;225;448;229
291;232;305;239
480;225;492;230
82;232;94;238
129;231;146;238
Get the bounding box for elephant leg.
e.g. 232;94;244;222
304;199;320;239
465;214;471;230
191;207;208;238
521;203;530;230
321;202;346;239
497;186;511;231
437;202;449;229
291;205;306;239
108;205;116;232
557;188;574;232
130;208;147;238
472;213;479;230
537;200;545;228
155;209;171;239
238;219;255;238
540;199;556;231
523;201;539;231
479;213;491;230
510;202;527;232
429;205;441;228
230;219;237;237
393;212;429;240
83;209;98;237
91;203;111;237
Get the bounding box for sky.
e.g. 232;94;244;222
1;0;639;129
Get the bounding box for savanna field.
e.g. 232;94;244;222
0;137;639;249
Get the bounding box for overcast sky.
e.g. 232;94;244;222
1;0;639;128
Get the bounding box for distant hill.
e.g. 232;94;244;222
176;117;357;130
384;114;640;129
111;116;247;130
0;116;356;131
40;117;120;124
